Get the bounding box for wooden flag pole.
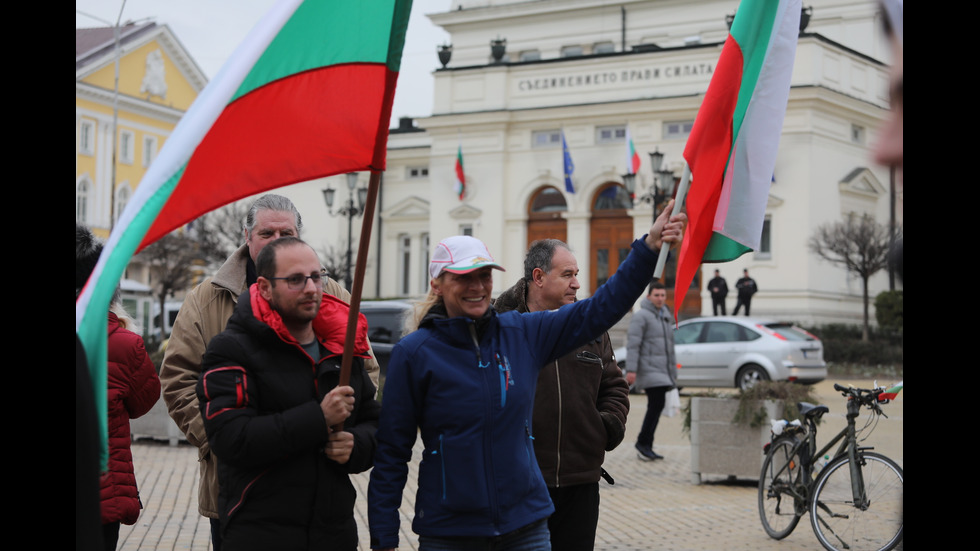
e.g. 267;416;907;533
653;163;691;279
333;170;381;432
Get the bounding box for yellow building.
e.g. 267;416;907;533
76;22;206;334
76;22;205;238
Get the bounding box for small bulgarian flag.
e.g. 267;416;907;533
878;381;903;401
75;0;412;469
454;143;466;200
673;0;800;317
626;125;641;175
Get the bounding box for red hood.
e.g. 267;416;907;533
249;284;370;358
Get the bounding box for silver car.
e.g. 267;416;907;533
615;317;827;391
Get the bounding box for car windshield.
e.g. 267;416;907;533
761;323;815;342
362;308;408;344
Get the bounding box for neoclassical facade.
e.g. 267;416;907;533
76;22;206;330
278;0;901;324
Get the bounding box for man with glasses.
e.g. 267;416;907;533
197;237;379;550
160;194;379;550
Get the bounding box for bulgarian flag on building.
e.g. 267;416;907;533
625;125;641;175
673;0;800;316
454;142;466;200
75;0;412;468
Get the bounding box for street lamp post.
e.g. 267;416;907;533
323;172;367;291
622;148;675;222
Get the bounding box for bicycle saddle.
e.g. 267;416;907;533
798;402;829;419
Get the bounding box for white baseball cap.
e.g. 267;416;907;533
429;236;506;280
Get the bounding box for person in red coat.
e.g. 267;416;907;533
77;223;161;550
101;308;160;548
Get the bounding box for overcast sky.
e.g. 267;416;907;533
76;0;452;125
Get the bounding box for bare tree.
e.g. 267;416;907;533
137;228;226;336
317;244;352;289
809;214;898;341
193;200;250;266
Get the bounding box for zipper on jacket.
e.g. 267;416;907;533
525;420;536;488
468;320;503;529
553;359;561;487
468;324;485;367
432;434;446;501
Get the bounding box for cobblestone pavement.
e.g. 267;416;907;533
118;379;902;550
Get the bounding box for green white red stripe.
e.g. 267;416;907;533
75;0;412;468
626;125;641;175
674;0;800;316
878;381;903;401
454;143;466;200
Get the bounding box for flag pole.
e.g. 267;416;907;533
653;163;691;278
333;169;381;432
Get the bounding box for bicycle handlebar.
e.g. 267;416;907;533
833;383;898;416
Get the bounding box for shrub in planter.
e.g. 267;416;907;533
733;381;819;428
682;381;818;435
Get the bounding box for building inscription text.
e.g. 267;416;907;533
517;63;713;92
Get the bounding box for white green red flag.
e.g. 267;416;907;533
454;143;466;200
626;126;641;175
75;0;412;468
878;381;903;401
674;0;800;317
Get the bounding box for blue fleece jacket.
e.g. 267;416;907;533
368;238;660;549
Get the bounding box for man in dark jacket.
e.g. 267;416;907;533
708;269;728;316
197;237;379;551
733;269;758;316
494;239;630;551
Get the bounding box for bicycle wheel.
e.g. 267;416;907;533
810;451;903;551
758;437;805;539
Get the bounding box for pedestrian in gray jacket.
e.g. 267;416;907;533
625;281;677;461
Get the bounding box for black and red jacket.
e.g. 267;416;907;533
198;285;379;551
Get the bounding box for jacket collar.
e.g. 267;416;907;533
423;302;496;345
641;297;669;319
493;278;529;314
244;284;370;357
211;244;252;299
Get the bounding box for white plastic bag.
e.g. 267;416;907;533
662;388;681;417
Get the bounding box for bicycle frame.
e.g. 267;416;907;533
773;396;871;509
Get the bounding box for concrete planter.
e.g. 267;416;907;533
130;396;185;446
689;397;781;484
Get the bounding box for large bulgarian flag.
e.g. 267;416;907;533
75;0;412;469
674;0;800;316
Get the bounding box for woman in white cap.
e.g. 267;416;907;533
369;203;685;551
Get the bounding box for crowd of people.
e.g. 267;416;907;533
77;0;902;547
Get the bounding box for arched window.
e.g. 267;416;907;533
115;183;132;224
527;186;568;247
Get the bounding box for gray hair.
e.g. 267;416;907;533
244;194;303;237
524;239;569;281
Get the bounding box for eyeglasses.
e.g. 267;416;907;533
268;271;326;290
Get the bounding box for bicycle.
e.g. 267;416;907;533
757;382;903;551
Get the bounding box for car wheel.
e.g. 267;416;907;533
737;364;769;391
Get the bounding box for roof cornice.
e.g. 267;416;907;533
76;81;186;122
75;24;207;92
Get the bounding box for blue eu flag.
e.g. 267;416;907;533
562;131;575;193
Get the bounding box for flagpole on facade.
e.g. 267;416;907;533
333;169;381;431
653;163;691;278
